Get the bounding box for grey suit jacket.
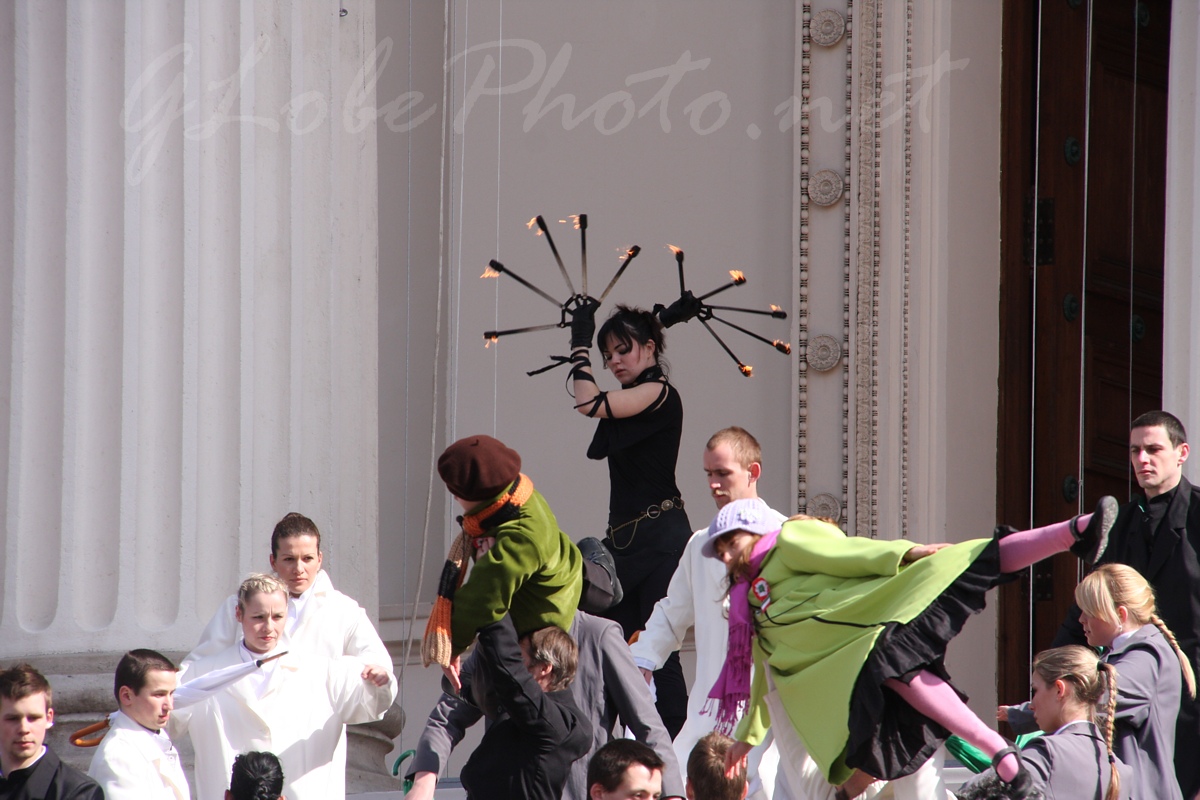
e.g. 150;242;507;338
409;610;685;799
1107;625;1184;800
961;722;1131;800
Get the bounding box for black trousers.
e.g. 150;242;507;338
601;543;688;739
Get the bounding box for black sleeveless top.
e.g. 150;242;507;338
587;366;690;553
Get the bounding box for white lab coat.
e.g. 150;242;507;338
629;509;792;800
172;645;397;800
88;710;190;800
182;569;393;789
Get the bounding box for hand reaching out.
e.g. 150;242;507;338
724;740;752;780
902;543;951;564
361;664;391;687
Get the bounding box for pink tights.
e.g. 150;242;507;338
884;671;1018;781
996;514;1087;573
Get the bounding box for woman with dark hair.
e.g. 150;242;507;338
568;303;692;736
226;751;285;800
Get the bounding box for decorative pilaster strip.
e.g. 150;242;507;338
902;0;913;534
843;0;854;530
854;0;882;536
797;0;812;515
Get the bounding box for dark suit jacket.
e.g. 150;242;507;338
1053;476;1200;795
458;617;592;800
410;610;684;799
0;747;105;800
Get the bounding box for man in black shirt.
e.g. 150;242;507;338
1053;410;1200;798
0;665;103;800
459;617;592;800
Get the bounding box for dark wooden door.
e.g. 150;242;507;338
996;0;1170;708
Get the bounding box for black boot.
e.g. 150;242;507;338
577;537;623;611
1069;495;1118;565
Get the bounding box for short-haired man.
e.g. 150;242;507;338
629;427;789;798
458;617;592;800
587;739;665;800
687;733;746;800
88;649;188;799
1053;410;1200;796
0;665;102;800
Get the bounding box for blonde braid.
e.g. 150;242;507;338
1099;661;1120;800
1151;613;1197;699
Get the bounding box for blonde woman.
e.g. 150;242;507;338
967;646;1128;800
1074;564;1195;800
172;573;396;800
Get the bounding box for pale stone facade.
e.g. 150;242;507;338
5;0;1200;795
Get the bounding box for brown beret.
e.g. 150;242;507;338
437;435;522;502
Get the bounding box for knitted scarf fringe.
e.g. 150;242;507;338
421;474;534;668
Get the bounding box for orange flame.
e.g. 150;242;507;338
481;266;501;279
729;270;746;284
770;304;783;312
667;244;683;255
484;335;499;348
774;340;792;354
570;214;582;229
527;217;537;230
739;364;754;377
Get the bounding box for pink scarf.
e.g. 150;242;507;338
705;529;780;734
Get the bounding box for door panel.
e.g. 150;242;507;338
997;0;1169;709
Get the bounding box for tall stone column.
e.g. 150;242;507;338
0;0;396;787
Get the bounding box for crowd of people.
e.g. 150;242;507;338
2;304;1199;800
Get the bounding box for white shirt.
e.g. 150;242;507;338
629;504;791;799
88;710;189;800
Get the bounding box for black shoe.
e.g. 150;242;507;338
1069;495;1118;565
578;537;623;609
992;746;1036;800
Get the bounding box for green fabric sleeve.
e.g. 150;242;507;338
451;531;540;655
775;519;911;578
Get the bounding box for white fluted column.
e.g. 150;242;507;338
2;0;379;659
1164;0;1200;476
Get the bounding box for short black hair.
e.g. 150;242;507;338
1131;410;1187;447
229;751;285;800
113;649;177;701
586;739;665;793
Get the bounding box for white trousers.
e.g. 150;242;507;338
761;671;951;800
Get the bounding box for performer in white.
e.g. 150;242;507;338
184;512;392;668
88;649;190;800
172;573;396;800
182;512;393;789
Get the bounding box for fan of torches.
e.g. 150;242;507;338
481;214;790;377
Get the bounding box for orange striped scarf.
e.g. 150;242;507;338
421;474;534;667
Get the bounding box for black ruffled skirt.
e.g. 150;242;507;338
844;533;1016;779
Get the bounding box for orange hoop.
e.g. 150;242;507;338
70;717;111;747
